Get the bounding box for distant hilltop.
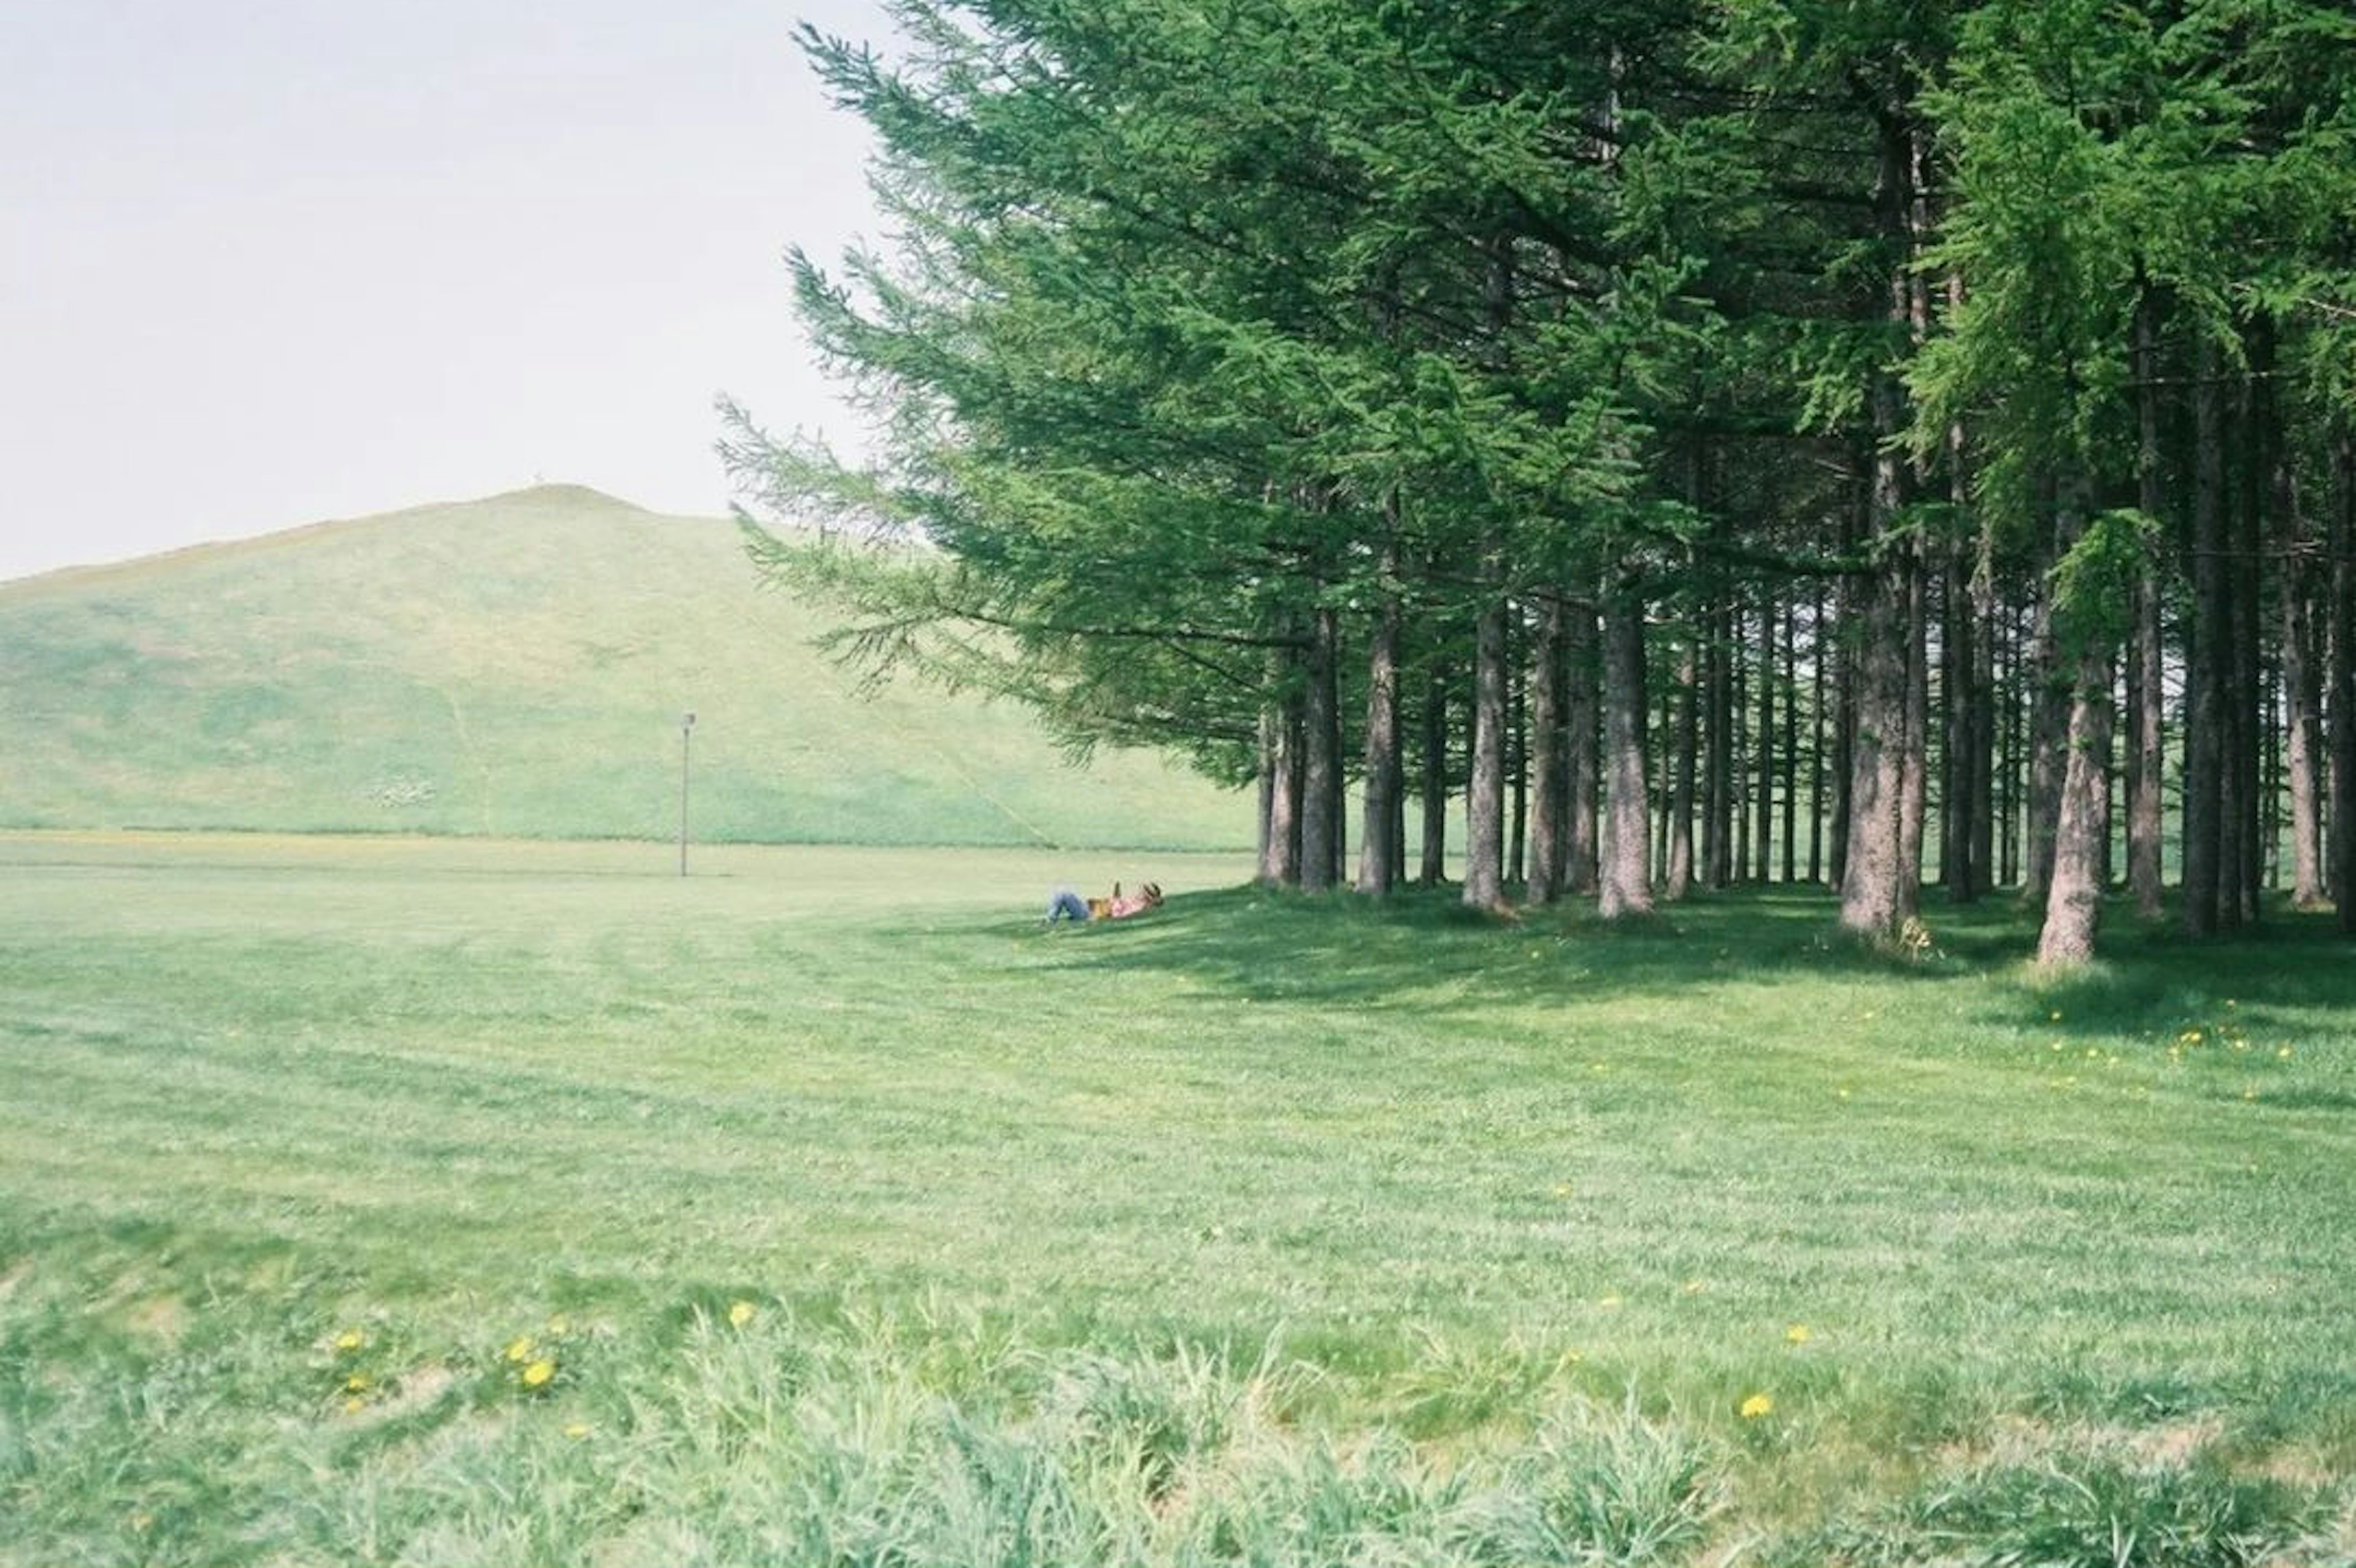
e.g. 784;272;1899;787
0;485;1247;850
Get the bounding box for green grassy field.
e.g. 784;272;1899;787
3;832;2352;1565
0;485;1249;850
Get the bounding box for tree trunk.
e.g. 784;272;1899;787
1755;594;1776;881
1810;584;1827;885
2281;467;2325;908
2037;480;2114;964
2330;424;2356;931
1840;552;1910;939
2184;334;2228;937
2128;292;2166;916
1942;545;1977;900
1300;604;1343;892
1565;602;1601;894
1598;578;1654;918
1840;101;1919;943
1898;540;1929;905
1260;663;1304;889
1525;593;1568;904
1668;628;1698;899
1703;592;1731;888
1781;594;1799;884
1356;545;1405;896
2227;331;2268;925
1465;581;1509;910
1419;658;1450;886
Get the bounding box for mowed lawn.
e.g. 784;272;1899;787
3;831;2353;1564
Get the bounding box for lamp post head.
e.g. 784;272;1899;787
682;711;697;732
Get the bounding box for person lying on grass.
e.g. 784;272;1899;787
1044;880;1163;924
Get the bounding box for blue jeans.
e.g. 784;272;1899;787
1045;888;1090;923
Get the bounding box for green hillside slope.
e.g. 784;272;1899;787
0;485;1249;849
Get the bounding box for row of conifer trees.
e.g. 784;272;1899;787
729;0;2356;959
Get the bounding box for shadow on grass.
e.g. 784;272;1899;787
1014;880;2356;1027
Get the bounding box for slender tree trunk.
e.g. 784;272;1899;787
1942;545;1977;901
1525;593;1567;904
2128;292;2167;916
2330;423;2356;931
2281;468;2325;909
2227;331;2268;925
1465;579;1509;910
1999;599;2021;888
1782;594;1799;884
1420;658;1450;886
1668;628;1698;900
2184;334;2227;936
1898;540;1929;907
2038;479;2115;964
1755;594;1776;880
1357;539;1405;896
1810;584;1827;885
1565;602;1601;894
1299;603;1342;892
1256;702;1281;886
1508;659;1528;888
1969;547;1998;891
1261;663;1305;889
1703;591;1731;888
1733;600;1752;880
1598;578;1653;918
2022;556;2068;907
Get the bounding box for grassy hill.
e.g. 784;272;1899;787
0;485;1249;848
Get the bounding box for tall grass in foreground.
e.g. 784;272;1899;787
2;833;2352;1562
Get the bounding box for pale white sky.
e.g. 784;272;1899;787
0;1;895;581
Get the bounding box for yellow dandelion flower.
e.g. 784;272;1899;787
728;1300;756;1329
1598;1294;1623;1310
1739;1393;1774;1419
547;1315;571;1337
334;1328;366;1353
1684;1278;1707;1294
344;1373;372;1394
1552;1182;1574;1199
564;1421;593;1439
505;1337;534;1364
1785;1324;1811;1345
343;1397;363;1415
2276;1047;2292;1060
522;1358;556;1389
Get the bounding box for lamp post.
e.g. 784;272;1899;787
679;711;696;877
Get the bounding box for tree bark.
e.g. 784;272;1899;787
1704;590;1732;888
2037;481;2114;965
1525;592;1568;904
1755;594;1776;880
2127;291;2166;917
2184;334;2227;936
1299;603;1343;891
1839;102;1920;942
1598;578;1654;918
1465;578;1509;910
2281;466;2325;908
1356;541;1405;896
1668;628;1698;899
2330;424;2356;931
1942;545;1977;901
1565;601;1601;894
1419;658;1450;886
